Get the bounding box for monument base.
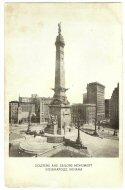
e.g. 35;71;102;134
46;134;64;143
44;123;57;135
19;134;64;156
49;104;71;136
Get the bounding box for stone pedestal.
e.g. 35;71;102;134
47;134;64;143
49;104;71;136
44;123;58;135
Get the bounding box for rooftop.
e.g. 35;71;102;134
9;101;19;103
87;82;105;88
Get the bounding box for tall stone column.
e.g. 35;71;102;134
49;23;71;135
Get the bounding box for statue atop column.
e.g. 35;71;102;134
58;22;61;35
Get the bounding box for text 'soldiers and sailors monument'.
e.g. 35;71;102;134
49;23;71;135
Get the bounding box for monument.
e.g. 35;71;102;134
49;23;71;135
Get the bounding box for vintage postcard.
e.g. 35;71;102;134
5;2;123;188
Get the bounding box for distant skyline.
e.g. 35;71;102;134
5;3;122;104
10;81;119;104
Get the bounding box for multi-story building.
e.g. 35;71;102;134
18;102;35;123
105;99;110;119
83;104;96;124
19;95;52;124
40;97;52;123
19;96;31;103
71;104;84;124
9;101;19;124
87;82;105;122
83;93;87;104
9;95;52;124
110;84;119;129
18;95;37;123
71;103;96;125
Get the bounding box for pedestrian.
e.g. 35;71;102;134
34;131;36;138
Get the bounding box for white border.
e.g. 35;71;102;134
0;0;4;189
0;1;124;190
3;0;125;3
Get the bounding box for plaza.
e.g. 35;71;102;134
9;123;119;157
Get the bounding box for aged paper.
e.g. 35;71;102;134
5;2;122;187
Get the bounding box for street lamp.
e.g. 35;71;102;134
27;110;31;132
93;105;99;136
75;117;87;149
75;118;82;146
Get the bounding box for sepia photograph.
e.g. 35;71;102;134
6;3;121;158
4;2;123;188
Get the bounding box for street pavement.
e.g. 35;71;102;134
10;124;119;157
81;124;119;140
65;128;119;157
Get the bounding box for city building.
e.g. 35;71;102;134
49;23;71;135
83;104;96;124
71;104;84;124
18;102;35;123
9;101;19;124
71;103;96;125
19;96;31;103
110;84;119;129
87;82;105;122
9;94;52;124
40;97;52;123
83;93;87;104
19;94;38;123
105;99;110;119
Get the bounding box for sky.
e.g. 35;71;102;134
5;3;122;104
